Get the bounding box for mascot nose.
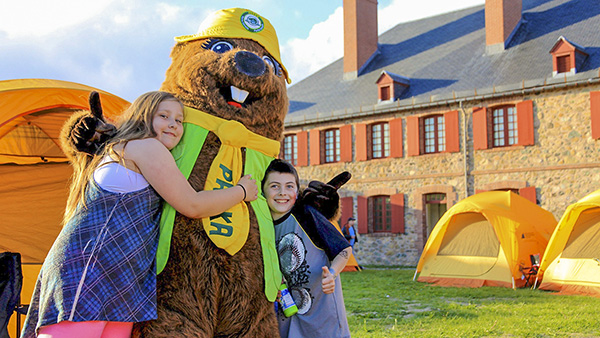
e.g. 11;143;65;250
234;51;266;78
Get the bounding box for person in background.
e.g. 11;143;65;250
21;91;258;338
342;217;357;248
262;159;351;338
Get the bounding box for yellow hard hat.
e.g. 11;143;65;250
175;8;290;84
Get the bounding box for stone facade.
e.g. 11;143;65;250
290;84;600;267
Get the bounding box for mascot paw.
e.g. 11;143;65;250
68;91;117;155
300;171;351;221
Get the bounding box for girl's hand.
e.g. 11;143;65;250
321;267;335;294
237;175;258;202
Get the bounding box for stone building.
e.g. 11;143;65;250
282;0;600;266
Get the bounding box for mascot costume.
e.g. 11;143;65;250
60;7;350;338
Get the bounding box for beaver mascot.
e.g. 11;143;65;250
60;7;348;338
142;8;288;337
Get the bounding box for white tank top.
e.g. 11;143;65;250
93;156;149;193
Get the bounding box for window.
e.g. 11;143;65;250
370;195;391;232
281;134;297;166
473;101;533;150
492;105;518;147
557;55;570;74
423;115;445;154
370;122;389;159
380;86;391;101
322;128;340;163
424;193;447;239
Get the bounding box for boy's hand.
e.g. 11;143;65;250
237;175;258;202
321;266;335;294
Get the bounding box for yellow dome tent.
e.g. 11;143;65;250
537;189;600;296
415;191;557;288
0;79;129;337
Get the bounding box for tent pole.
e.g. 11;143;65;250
511;277;515;289
412;269;418;281
533;276;539;289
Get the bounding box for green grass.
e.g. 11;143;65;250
340;268;600;338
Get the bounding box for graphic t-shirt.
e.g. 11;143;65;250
274;205;351;338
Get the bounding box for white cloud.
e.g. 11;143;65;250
156;3;183;23
379;0;484;33
281;7;343;85
0;0;117;39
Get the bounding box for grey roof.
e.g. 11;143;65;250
286;0;600;125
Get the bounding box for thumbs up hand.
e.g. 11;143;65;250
321;266;335;294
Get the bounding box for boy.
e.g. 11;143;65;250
262;159;351;338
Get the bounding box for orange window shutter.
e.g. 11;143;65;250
355;123;367;161
591;92;600;139
406;115;420;156
472;107;488;150
516;100;534;146
340;124;353;162
389;118;403;158
340;197;354;225
519;186;537;204
297;131;308;166
445;110;460;153
309;129;321;165
357;196;368;234
390;193;405;234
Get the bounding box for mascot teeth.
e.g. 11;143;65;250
230;86;249;104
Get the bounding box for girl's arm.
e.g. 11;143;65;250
125;138;258;218
321;246;352;294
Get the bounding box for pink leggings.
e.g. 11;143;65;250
37;320;133;338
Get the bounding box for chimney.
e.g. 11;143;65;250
485;0;522;54
343;0;378;80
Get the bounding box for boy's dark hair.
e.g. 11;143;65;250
262;159;300;191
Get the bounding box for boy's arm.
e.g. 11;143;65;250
322;247;351;294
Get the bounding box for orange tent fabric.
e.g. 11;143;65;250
0;79;129;337
415;191;557;288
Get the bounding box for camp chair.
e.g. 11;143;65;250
521;253;540;288
0;252;23;338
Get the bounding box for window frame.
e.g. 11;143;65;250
490;105;518;148
322;128;341;164
281;134;298;166
369;122;390;159
556;55;571;74
370;195;392;233
422;114;446;154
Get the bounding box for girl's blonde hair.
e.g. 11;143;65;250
63;91;183;223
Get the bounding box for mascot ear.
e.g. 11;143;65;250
60;91;117;157
298;171;351;221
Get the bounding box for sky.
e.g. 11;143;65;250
0;0;484;102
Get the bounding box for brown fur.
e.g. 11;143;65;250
132;38;288;337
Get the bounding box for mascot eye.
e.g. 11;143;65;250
262;56;282;76
209;41;233;54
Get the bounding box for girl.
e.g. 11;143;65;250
21;91;258;338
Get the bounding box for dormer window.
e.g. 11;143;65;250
376;71;409;103
549;36;588;76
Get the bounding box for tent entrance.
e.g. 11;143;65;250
562;207;600;259
432;212;501;277
439;212;499;257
